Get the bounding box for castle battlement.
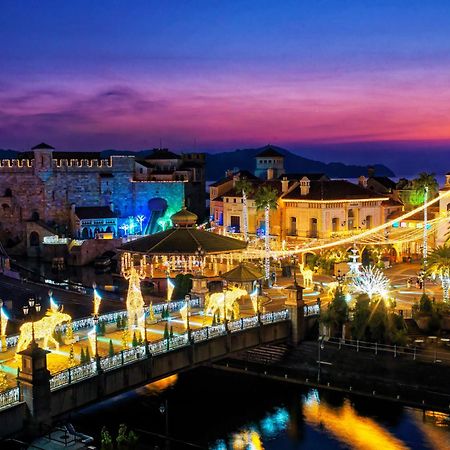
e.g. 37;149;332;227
53;158;113;169
0;159;34;169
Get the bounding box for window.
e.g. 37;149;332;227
289;217;297;235
4;188;12;197
332;217;339;232
348;209;355;229
365;215;372;229
309;218;318;238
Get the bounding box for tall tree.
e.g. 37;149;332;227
412;172;439;203
255;185;278;282
427;245;450;302
235;177;254;241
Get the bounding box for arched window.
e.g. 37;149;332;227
29;231;40;247
309;218;318;238
4;188;12;197
31;211;40;221
331;217;339;232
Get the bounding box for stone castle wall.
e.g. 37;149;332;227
0;154;185;249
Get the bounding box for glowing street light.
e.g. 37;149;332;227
0;299;8;352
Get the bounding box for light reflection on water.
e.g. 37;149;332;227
211;389;450;450
71;370;450;450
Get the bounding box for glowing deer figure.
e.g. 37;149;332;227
16;307;72;354
204;286;247;322
299;263;314;289
122;253;146;338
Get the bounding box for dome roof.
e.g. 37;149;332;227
170;207;198;227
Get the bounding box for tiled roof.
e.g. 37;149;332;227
135;160;154;168
32;142;55;150
209;170;258;188
74;206;116;219
279;173;328;181
282;180;387;201
145;149;181;160
222;262;263;282
120;228;247;255
256;147;284;158
369;176;397;190
223;179;284;199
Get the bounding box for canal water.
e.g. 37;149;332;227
70;368;450;449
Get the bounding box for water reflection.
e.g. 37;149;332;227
211;388;450;450
71;369;450;450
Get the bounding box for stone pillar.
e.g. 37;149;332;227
17;341;52;433
190;276;209;308
285;283;305;344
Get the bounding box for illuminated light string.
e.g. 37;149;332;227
245;190;450;257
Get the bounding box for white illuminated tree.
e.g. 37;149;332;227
235;177;253;242
349;266;390;300
136;215;146;234
255;185;278;283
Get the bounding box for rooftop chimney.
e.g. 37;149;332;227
281;176;289;193
300;177;310;196
358;175;368;188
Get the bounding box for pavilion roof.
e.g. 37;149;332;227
222;263;263;282
120;228;247;255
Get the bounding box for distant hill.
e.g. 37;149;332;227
0;145;394;180
204;146;394;180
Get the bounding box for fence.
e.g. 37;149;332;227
0;386;20;410
325;337;450;364
3;297;201;350
48;309;290;392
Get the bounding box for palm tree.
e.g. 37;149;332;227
255;185;278;282
427;245;450;302
412;172;438;267
412;172;439;201
235;177;253;241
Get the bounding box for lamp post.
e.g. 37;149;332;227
23;296;42;345
93;313;100;371
184;294;191;340
0;299;5;352
335;269;344;288
291;255;298;285
317;335;324;384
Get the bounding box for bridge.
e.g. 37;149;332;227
0;283;315;438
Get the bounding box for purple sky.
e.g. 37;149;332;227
1;0;450;172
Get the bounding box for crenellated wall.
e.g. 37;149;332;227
0;153;185;251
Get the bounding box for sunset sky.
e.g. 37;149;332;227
1;1;450;170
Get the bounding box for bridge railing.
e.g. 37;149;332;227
0;386;20;410
48;309;290;392
3;297;201;350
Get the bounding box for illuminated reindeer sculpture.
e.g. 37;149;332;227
16;302;71;354
299;262;314;289
122;253;147;338
204;286;247;323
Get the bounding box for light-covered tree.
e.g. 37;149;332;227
255;185;278;282
235;177;254;242
427;245;450;302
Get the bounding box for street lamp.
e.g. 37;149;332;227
23;296;42;344
184;294;191;339
93;314;100;370
335;269;345;287
317;335;324;384
0;299;5;352
291;255;298;285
